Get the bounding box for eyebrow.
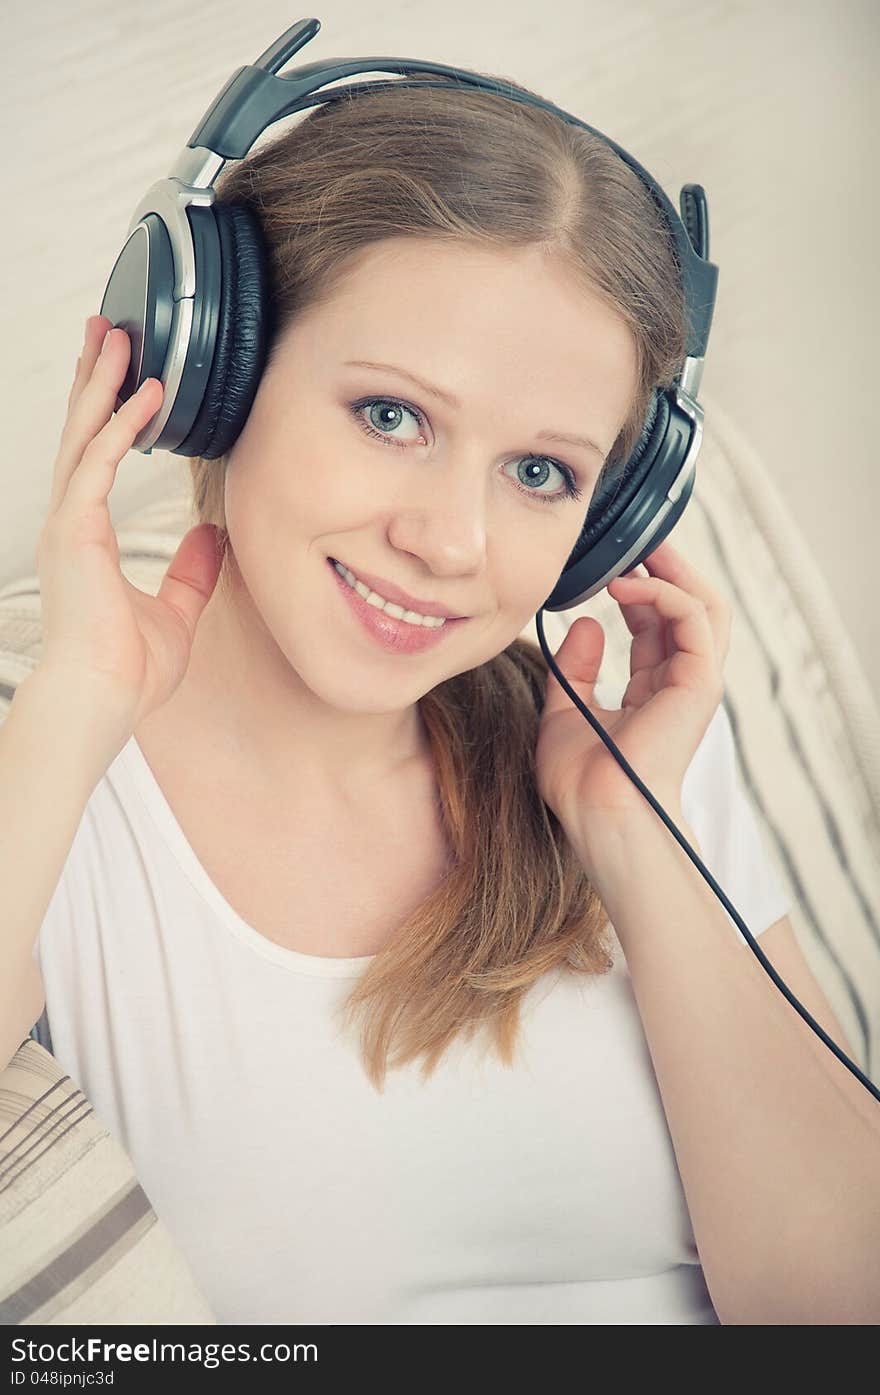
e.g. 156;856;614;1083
343;359;607;462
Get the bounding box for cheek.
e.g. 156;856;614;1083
221;455;302;614
224;433;338;549
499;541;573;610
474;553;567;653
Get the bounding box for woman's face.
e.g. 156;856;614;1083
220;236;638;717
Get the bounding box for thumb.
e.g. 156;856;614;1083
154;523;225;637
543;615;605;716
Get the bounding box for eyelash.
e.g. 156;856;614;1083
347;396;585;506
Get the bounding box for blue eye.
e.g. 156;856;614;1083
347;396;585;506
352;398;425;448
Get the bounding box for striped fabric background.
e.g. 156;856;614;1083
0;1042;216;1324
0;385;878;1323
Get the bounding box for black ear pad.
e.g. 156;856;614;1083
562;388;669;572
176;201;275;461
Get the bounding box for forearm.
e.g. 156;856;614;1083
0;667;123;1061
575;805;880;1325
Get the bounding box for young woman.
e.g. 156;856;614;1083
8;78;877;1325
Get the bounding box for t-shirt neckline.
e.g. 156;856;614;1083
112;733;375;978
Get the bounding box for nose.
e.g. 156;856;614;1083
386;451;490;579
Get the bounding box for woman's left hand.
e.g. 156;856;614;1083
534;538;732;844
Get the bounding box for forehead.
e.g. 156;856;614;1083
286;237;639;427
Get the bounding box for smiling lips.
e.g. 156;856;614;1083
332;561;447;626
329;558;468;655
330;558;462;620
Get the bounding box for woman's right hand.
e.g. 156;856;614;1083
34;316;226;741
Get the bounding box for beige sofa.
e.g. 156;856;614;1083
1;388;878;1324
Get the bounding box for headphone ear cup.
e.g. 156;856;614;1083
567;389;668;565
174;200;275;460
542;388;692;610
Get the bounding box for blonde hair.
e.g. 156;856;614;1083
188;76;687;1090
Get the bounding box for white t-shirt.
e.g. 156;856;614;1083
29;683;792;1325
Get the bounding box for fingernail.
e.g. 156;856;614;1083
101;329;114;356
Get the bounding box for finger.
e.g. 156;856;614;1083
641;540;721;606
607;573;718;679
609;577;670;675
154;524;225;642
61;377;162;517
639;539;731;659
65;315;112;417
541;615;606;720
66;355;83;412
51;326;158;516
52;318;128;513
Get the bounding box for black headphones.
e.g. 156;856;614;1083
98;16;879;1105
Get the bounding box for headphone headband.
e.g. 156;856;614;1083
182;18;716;361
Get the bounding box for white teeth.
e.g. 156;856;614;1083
332;561;447;627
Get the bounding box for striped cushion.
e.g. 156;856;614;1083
0;1039;216;1324
0;388;877;1320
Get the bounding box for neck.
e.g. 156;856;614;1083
151;561;432;803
